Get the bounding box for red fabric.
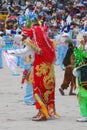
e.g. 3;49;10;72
21;69;28;84
33;54;55;110
33;26;56;64
22;26;55;113
33;26;55;111
22;26;56;64
22;28;33;39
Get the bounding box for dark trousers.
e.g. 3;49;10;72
61;66;76;91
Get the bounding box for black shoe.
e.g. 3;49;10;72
69;93;76;96
59;88;65;95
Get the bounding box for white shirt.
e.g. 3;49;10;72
8;44;35;63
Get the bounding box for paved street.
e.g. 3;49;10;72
0;56;87;130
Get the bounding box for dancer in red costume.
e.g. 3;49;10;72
22;23;60;121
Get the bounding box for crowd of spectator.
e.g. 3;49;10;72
0;0;86;38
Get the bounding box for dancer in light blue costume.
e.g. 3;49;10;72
22;63;35;105
7;33;35;105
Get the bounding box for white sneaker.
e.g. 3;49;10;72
77;117;87;122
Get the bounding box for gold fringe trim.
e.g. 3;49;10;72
54;112;61;118
34;94;49;118
25;38;41;53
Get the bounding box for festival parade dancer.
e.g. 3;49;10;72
23;24;60;121
21;33;35;105
6;31;35;105
7;21;60;121
73;31;87;122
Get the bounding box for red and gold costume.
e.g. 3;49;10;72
23;25;59;119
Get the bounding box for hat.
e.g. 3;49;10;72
62;32;70;37
83;31;87;36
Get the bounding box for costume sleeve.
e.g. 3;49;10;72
73;68;80;77
7;46;30;56
82;51;87;58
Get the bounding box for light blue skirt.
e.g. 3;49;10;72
24;84;35;105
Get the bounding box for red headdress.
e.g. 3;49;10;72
22;26;56;64
22;28;33;39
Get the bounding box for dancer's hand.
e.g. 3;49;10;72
5;50;8;53
5;50;15;55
